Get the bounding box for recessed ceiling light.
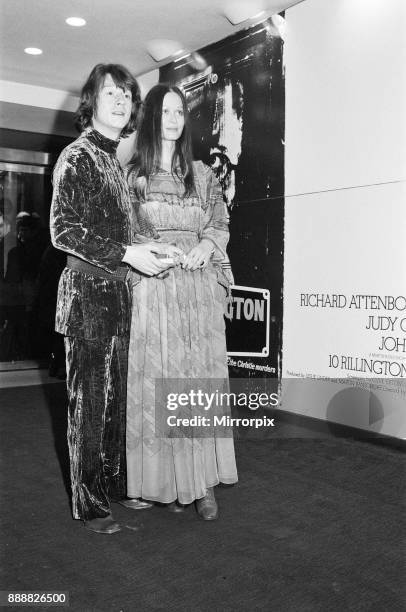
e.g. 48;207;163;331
66;17;86;27
24;47;43;55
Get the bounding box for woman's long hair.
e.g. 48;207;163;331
75;63;141;137
128;83;195;198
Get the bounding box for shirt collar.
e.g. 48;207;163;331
85;127;120;154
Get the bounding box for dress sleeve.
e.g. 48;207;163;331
199;164;230;260
50;149;127;273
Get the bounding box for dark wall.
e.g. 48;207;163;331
0;127;74;156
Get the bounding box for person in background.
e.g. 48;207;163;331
0;201;15;322
50;64;176;534
36;244;67;376
4;215;43;359
31;211;51;258
126;84;238;520
0;201;17;360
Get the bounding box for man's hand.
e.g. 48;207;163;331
122;244;178;276
182;239;214;271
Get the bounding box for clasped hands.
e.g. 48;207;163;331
122;239;214;276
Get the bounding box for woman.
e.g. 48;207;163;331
126;84;238;520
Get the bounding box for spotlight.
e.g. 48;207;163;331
66;17;86;27
24;47;42;55
174;52;191;63
271;14;286;37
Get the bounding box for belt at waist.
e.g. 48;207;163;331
156;229;197;233
66;255;129;281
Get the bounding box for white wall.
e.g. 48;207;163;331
0;71;160;148
0;80;78;112
282;0;406;438
285;0;406;194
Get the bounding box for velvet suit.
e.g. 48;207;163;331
50;127;132;520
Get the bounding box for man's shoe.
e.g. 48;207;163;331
117;498;154;510
167;501;185;513
196;488;218;521
84;515;121;534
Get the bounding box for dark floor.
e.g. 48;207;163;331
0;383;405;612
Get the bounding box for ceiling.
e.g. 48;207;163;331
0;0;303;95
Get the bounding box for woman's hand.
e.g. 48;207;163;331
182;239;214;271
122;244;173;276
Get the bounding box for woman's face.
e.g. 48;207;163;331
161;92;185;142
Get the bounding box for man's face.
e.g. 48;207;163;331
92;74;132;140
17;225;33;244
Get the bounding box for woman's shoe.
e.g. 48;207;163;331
84;515;121;534
196;488;218;521
117;498;153;510
167;501;185;513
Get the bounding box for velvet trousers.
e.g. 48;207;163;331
64;335;129;521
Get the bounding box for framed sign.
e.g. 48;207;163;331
226;285;270;357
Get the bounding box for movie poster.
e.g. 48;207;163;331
161;16;285;379
282;182;406;438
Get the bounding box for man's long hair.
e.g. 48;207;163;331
74;63;141;137
128;83;195;198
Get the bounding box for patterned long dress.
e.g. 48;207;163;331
126;161;238;504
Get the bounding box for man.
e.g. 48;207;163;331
50;64;173;534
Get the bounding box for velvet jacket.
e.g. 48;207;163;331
50;128;132;340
